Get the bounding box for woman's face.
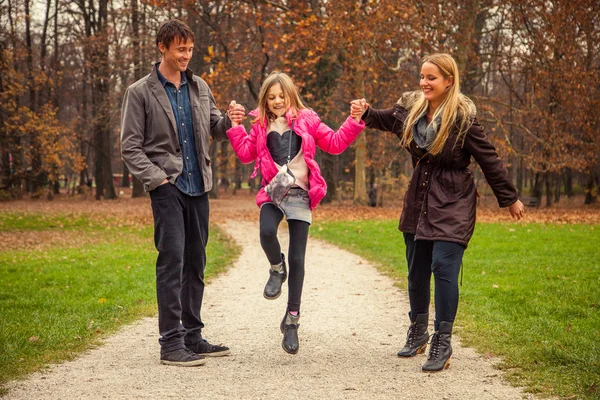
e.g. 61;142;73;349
267;83;289;118
420;62;453;107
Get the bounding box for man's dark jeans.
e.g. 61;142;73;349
150;183;209;353
403;233;465;329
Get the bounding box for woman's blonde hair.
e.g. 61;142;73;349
255;71;306;126
400;53;475;155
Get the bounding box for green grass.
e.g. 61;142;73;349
0;212;240;392
0;213;94;231
311;220;600;399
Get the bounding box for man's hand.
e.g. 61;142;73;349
227;100;245;126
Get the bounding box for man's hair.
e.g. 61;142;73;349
156;19;195;49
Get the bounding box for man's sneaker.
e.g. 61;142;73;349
186;339;231;357
160;348;206;367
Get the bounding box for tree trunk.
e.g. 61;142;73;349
121;162;130;187
564;168;573;197
129;0;145;199
352;59;367;204
454;0;490;95
219;141;228;194
132;177;145;197
25;0;43;194
52;0;59;108
584;171;598;205
5;0;23;195
91;0;116;200
544;172;552;207
553;172;561;204
353;132;367;204
232;157;242;196
532;172;542;202
321;152;337;204
516;142;524;196
0;43;9;191
79;169;89;195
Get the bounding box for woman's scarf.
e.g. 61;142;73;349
412;107;442;149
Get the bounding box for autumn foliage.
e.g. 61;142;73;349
0;0;598;205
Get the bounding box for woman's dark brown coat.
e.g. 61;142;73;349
363;96;517;247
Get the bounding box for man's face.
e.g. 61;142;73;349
158;37;194;74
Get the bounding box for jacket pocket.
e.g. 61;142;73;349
429;177;457;207
436;174;456;201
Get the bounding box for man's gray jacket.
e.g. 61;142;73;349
120;65;231;192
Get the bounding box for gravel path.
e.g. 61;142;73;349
5;219;535;400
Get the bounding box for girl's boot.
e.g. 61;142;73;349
280;311;300;354
422;321;453;372
264;254;287;299
397;312;429;357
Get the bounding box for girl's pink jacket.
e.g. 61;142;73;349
226;108;365;210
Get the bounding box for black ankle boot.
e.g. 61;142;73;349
263;254;287;300
397;312;429;357
422;321;453;372
280;311;300;354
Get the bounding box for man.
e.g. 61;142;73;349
121;19;244;367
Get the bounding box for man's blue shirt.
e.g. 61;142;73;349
157;67;205;196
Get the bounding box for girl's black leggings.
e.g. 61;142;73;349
259;203;310;313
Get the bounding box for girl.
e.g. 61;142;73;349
227;71;365;354
351;53;524;371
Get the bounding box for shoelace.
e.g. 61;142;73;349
199;338;217;350
405;323;417;346
428;332;441;360
183;347;200;359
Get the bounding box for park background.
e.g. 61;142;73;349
1;0;599;204
0;1;599;399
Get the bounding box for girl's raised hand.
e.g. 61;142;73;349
350;99;368;122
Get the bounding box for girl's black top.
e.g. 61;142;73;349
267;129;302;166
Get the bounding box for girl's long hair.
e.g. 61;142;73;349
255;71;306;127
400;53;475;155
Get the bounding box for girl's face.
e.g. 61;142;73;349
267;83;289;118
420;62;453;107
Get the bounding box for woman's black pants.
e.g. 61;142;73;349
259;204;309;313
403;233;465;330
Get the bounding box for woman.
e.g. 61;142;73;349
227;71;364;354
351;53;524;372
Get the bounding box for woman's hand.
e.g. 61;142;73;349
227;100;245;126
350;99;369;123
508;199;525;220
